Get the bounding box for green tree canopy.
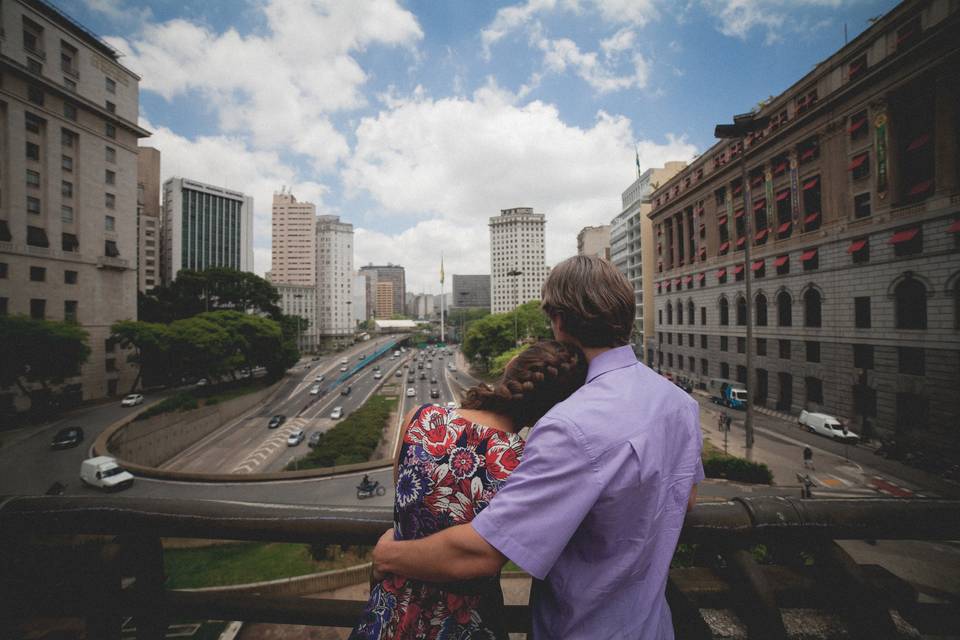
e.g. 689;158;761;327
461;301;550;370
140;268;281;322
111;320;172;392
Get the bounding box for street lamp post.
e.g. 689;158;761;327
507;269;522;346
293;294;303;353
715;112;769;451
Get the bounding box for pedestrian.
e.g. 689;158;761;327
803;445;814;470
371;255;703;639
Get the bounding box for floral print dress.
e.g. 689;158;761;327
350;404;524;640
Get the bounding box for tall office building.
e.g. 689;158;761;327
352;273;367;327
452;274;490;309
275;283;317;352
269;189;315;286
611;163;686;364
650;0;960;443
0;0;151;410
576;225;611;260
359;264;406;318
489;207;549;313
375;281;394;318
161;177;253;283
316;215;354;346
136;146;161;292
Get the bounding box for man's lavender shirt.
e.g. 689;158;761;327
472;346;704;639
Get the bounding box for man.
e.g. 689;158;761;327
373;255;703;638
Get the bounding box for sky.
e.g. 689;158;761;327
57;0;897;295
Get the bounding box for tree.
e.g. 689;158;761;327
111;320;172;392
462;314;514;369
0;316;90;412
167;315;241;383
138;268;281;322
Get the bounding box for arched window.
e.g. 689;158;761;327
719;297;729;326
736;295;747;326
804;289;822;327
666;301;673;325
895;278;927;329
678;301;684;325
777;291;792;327
756;293;768;326
688;300;695;325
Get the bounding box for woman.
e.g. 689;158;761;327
350;340;587;640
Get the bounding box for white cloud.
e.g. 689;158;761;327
140;118;329;276
82;0;152;25
343;82;696;292
600;28;636;58
108;0;422;171
702;0;850;44
535;30;649;93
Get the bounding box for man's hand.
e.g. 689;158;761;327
371;528;395;583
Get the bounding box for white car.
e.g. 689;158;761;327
340;358;348;365
195;378;209;387
406;387;416;397
287;429;305;446
374;371;383;380
798;410;859;442
330;406;343;419
309;385;321;395
339;365;348;372
314;374;325;382
446;402;457;411
121;394;144;407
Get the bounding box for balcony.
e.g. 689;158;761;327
1;495;957;638
97;255;129;270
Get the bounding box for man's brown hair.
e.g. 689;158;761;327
541;255;635;348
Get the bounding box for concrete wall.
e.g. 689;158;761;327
107;383;279;467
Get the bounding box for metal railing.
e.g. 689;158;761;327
1;495;958;639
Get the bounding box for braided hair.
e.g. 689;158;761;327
461;340;587;430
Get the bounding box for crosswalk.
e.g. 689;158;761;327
232;417;309;474
805;470;927;498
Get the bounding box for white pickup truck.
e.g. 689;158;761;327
80;456;135;491
798;410;859;442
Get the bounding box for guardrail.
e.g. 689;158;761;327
2;495;958;638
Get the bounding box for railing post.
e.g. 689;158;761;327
86;543;123;640
121;535;167;640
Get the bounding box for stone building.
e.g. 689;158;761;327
136;146;160;292
576;225;611;260
649;0;960;444
451;274;490;309
0;0;150;408
275;283;316;353
316;215;353;346
489;207;549;313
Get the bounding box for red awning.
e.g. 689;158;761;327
736;237;746;247
800;248;818;262
684;276;693;284
774;255;789;267
800;147;816;161
907;133;930;152
776;190;790;202
755;228;769;242
889;227;919;244
847;117;866;134
847;239;868;254
734;209;744;219
908;179;933;196
699;246;706;257
696;272;706;281
848;153;867;170
777;221;792;234
719;241;730;253
732;264;744;275
751;260;764;272
804;212;821;225
718;214;728;226
655;282;661;290
948;220;960;234
751;176;763;188
716;267;727;278
732;185;743;195
774;161;787;174
802;177;819;191
753;199;766;211
673;279;682;286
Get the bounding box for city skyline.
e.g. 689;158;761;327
52;0;898;294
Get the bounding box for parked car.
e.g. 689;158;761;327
80;456;133;491
406;387;416;397
121;394;144;407
308;431;322;447
287;429;305;446
330;406;343;420
50;426;84;449
430;388;440;399
268;414;286;429
341;385;352;396
799;410;859;442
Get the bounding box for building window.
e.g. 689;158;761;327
668;353;673;367
719;297;729;326
720;336;728;351
64;300;78;323
737;337;745;354
106;77;116;93
106;123;116;139
105;215;115;232
848;109;868;139
891;227;922;257
26;196;41;215
667;333;673;345
678;302;684;325
666;302;673;325
700;307;706;325
30;266;46;282
105;170;116;185
848;238;869;264
64;270;78;285
60;41;78;75
0;263;7;279
61;232;78;252
64;102;77;121
802;176;821;231
701;358;708;375
61;128;75;148
853;193;871;219
105;101;116;113
801;248;819;271
895;16;921;52
736;296;746;326
806;341;821;363
798;136;819;165
26;170;41;188
894;83;934;204
28;85;44;106
849;152;870;181
775;255;789;275
61;205;74;224
61;181;73;198
26;226;49;247
777;291;792;327
805;376;824;404
855;297;871;328
105;240;120;257
25;112;43;133
678;333;683;346
853;344;874;369
755;293;768;326
62;155;73;172
757;338;767;356
898;347;925;375
27;58;43;74
26;142;40;161
23;17;45;55
30;299;46;320
105;193;116;209
804;289;822;327
106;146;116;163
894;278;926;329
720;362;729;379
688;300;695;325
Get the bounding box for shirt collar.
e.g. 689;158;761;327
586;345;638;383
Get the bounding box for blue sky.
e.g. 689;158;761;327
58;0;897;293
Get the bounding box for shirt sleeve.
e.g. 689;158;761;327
687;399;706;484
472;414;604;580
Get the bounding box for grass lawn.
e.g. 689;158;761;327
164;542;371;589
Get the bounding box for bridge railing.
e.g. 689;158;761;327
1;495;958;638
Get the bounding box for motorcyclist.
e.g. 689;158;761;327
358;474;375;492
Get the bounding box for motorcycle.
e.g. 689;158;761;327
357;481;386;499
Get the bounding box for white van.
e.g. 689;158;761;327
80;456;134;491
799;410;859;442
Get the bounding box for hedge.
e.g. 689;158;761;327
702;454;773;484
288;394;397;470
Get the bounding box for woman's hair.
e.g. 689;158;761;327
461;340;587;430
